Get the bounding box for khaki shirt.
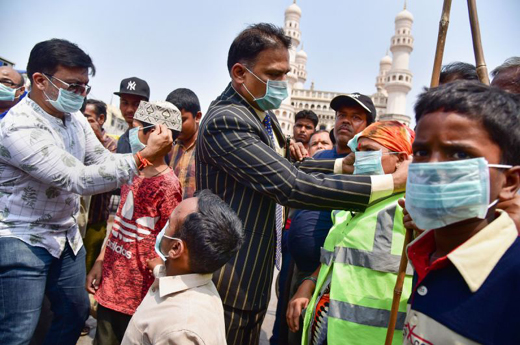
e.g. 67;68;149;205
122;269;227;345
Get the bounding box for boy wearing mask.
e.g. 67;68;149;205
403;81;520;344
86;101;183;345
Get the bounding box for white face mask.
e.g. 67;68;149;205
43;75;85;113
405;157;512;230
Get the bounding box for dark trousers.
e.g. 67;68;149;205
94;305;132;345
224;304;267;345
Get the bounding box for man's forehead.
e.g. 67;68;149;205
0;67;22;82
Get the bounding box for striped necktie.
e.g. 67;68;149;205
262;113;284;271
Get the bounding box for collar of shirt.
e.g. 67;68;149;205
407;210;518;292
174;139;196;151
27;96;72;125
158;272;213;298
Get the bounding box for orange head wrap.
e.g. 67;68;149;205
356;120;415;155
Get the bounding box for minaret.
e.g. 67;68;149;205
381;2;414;125
371;51;392;120
279;0;303;137
284;0;302;91
294;45;307;90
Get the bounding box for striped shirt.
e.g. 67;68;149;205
196;83;381;311
169;140;196;199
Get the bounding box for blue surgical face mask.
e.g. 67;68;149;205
43;75;85;113
0;83;21;102
154;221;181;261
353;150;386;175
405;157;511;230
243;67;288;111
129;124;154;154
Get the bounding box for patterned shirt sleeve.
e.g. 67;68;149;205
0;121;138;196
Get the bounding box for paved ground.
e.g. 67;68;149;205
78;271;279;345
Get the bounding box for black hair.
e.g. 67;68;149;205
136;120;180;142
175;189;244;274
165;88;201;117
491;57;520;78
414;80;520;165
227;23;291;72
439;62;478;84
310;129;330;139
26;39;95;85
295;110;319;128
85;99;107;118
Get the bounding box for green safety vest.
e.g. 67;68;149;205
302;193;413;345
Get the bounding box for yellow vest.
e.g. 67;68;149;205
302;193;413;345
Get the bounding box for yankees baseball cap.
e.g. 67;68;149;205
330;93;376;124
114;77;150;100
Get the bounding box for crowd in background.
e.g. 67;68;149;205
0;21;520;345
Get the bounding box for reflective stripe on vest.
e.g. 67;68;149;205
329;299;407;330
321;205;413;275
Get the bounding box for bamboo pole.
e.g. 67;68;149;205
384;227;413;345
430;0;453;88
467;0;490;85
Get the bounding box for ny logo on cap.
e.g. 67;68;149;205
127;81;136;91
350;93;360;98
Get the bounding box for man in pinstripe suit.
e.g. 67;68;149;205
196;23;410;345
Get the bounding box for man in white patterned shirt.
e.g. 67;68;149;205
0;39;173;344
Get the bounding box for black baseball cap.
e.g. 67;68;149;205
330;93;376;124
114;77;150;100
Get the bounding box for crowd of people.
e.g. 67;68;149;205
0;21;519;345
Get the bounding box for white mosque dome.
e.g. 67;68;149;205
395;9;414;22
380;54;392;65
285;2;302;16
296;49;307;60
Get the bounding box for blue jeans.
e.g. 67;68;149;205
0;237;89;345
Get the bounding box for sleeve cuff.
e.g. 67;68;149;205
369;174;394;203
334;158;343;174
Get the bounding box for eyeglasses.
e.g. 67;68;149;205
44;73;91;95
0;79;19;88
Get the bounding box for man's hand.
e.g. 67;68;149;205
497;194;520;232
392;156;412;193
289;140;309;161
140;124;173;162
398;198;424;237
87;118;103;142
86;260;103;294
146;257;164;274
287;280;315;332
342;152;355;174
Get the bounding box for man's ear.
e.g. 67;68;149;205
231;63;247;84
32;72;47;91
98;114;106;126
167;239;185;260
499;166;520;201
195;111;202;125
395;152;409;166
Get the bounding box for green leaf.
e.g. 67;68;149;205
98;166;116;181
61;154;77;167
20;164;38;172
0;145;11;159
45;186;61;199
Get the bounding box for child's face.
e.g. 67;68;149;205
412;111;517;204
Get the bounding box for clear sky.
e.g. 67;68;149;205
2;0;519;126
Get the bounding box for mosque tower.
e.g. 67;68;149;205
371;52;392;120
278;0;303;136
380;2;414;125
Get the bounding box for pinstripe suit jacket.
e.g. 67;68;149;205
196;83;373;311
